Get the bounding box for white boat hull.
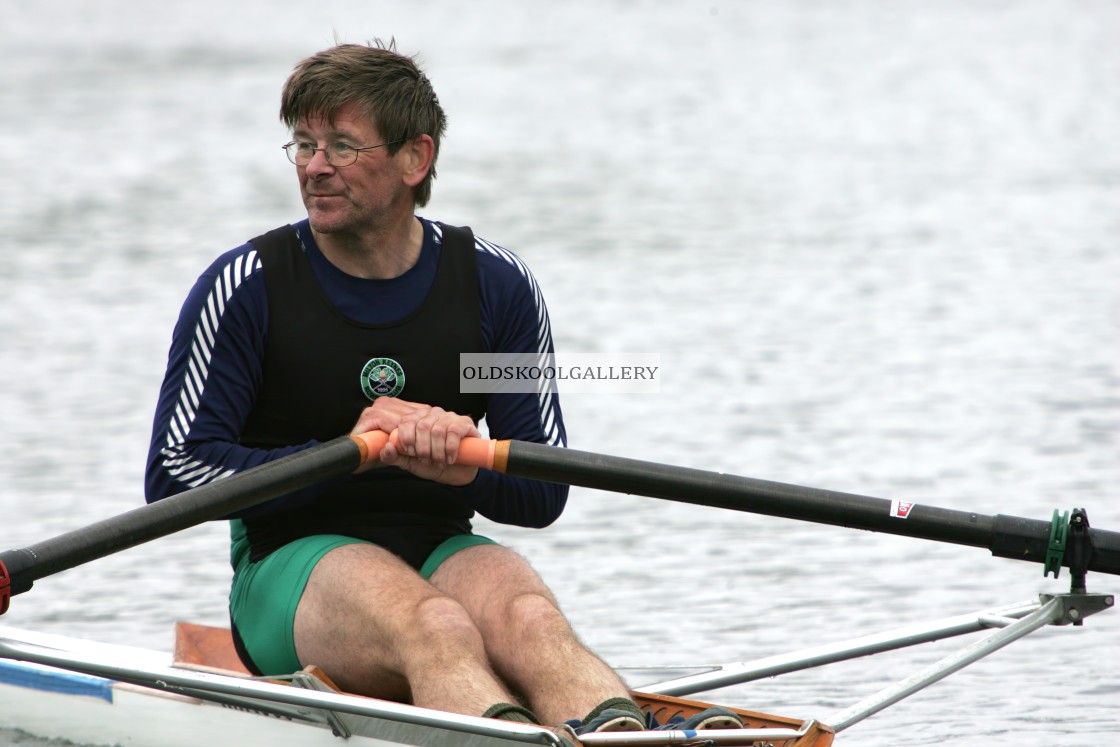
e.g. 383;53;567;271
0;627;561;747
0;659;360;747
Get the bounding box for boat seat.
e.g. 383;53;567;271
173;620;253;676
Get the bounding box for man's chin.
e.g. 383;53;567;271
308;220;342;234
305;209;349;234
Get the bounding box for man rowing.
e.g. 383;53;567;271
145;39;742;741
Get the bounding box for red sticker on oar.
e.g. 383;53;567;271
890;500;914;518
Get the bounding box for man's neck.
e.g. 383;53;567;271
314;215;424;280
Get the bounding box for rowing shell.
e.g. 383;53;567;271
0;623;833;747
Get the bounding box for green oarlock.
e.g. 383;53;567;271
1045;509;1069;578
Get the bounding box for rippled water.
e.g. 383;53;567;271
2;2;1118;745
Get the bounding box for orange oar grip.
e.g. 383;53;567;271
456;437;494;470
349;431;509;473
456;437;511;473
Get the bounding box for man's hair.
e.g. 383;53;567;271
280;40;447;207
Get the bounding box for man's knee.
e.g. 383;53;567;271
498;591;571;638
409;594;487;647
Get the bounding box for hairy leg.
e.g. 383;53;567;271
430;544;633;725
293;543;516;715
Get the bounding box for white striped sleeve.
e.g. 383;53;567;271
469;232;565;449
158;249;263;489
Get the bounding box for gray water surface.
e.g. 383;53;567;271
1;2;1118;745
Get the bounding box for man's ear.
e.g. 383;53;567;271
400;134;435;188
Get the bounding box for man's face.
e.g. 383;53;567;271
292;103;409;235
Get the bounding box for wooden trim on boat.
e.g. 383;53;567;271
632;690;834;746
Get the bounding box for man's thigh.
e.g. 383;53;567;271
293;542;439;698
230;533;365;674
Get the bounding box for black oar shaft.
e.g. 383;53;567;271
1;436;364;599
504;441;1120;576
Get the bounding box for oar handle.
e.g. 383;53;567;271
350;430;511;473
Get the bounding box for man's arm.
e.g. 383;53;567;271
144;244;323;515
456;236;570;527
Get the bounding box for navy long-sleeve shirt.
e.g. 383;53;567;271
145;217;568;528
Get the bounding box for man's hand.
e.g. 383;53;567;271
350;397;480;486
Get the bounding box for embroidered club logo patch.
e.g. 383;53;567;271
360;357;405;400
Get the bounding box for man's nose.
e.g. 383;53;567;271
304;148;335;176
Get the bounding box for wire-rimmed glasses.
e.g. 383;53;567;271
282;138;408;167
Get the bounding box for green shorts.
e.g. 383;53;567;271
227;520;496;674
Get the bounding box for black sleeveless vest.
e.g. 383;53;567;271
238;223;488;564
